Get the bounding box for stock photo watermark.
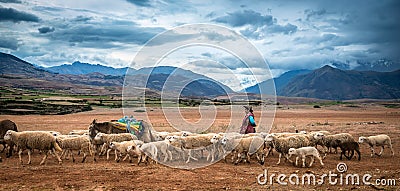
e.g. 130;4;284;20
257;162;397;187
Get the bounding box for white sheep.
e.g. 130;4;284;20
56;135;93;163
358;135;394;157
109;140;144;162
265;134;312;165
220;136;266;165
3;130;62;165
137;140;172;164
93;133;137;160
288;147;324;167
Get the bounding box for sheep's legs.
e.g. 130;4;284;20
39;150;49;165
256;152;265;165
317;156;325;166
186;150;198;163
294;156;299;166
106;148;112;160
309;156;315;167
356;149;361;161
114;150;118;161
369;146;376;157
389;144;395;156
18;149;24;164
81;152;87;163
377;146;384;156
27;149;32;164
234;152;242;165
277;153;282;165
302;156;307;168
71;150;75;162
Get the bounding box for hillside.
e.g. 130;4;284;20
244;69;311;95
280;65;400;100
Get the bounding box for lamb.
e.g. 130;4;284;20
136;140;172;164
3;130;62;165
336;140;361;161
93;132;137;160
209;134;224;162
358;135;394;157
288;147;324;167
265;134;312;165
126;144;147;164
109;140;144;162
56;135;94;163
220;136;266;165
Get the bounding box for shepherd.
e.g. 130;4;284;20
240;106;256;134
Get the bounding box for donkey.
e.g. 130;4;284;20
88;119;156;143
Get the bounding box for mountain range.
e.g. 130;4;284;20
280;65;400;100
0;52;232;97
329;59;400;72
1;52;400;100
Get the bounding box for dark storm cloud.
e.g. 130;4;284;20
126;0;152;7
40;18;166;48
0;0;21;3
302;0;400;59
213;9;297;38
213;10;274;27
0;7;39;22
38;26;55;34
0;38;18;50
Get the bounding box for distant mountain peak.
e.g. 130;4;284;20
43;61;129;76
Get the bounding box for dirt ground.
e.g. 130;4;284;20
1;104;400;190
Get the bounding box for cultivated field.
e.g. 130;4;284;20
1;104;400;190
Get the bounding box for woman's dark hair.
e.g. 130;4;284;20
244;106;253;112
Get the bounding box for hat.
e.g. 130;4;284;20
243;106;253;112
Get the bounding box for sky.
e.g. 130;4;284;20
1;0;400;90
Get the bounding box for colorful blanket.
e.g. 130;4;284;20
110;121;144;137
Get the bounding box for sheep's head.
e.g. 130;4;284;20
155;134;164;141
166;135;179;143
313;132;325;140
181;131;192;137
288;148;296;155
358;137;367;144
220;137;229;145
127;145;136;152
109;142;116;149
3;130;14;141
93;133;104;141
265;134;275;142
210;135;220;144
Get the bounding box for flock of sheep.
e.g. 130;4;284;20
0;119;396;168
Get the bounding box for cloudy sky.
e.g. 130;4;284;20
1;0;399;90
